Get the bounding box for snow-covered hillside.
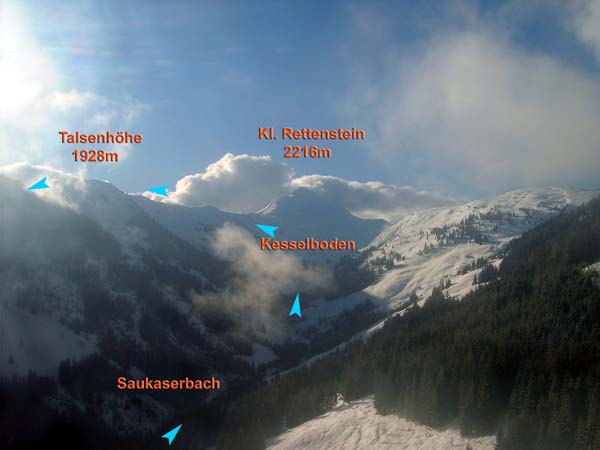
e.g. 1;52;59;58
266;397;495;450
1;165;598;444
290;187;599;368
585;261;600;288
0;173;223;381
0;171;246;435
3;167;596;380
362;187;599;307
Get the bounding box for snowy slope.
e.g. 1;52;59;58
0;172;223;379
0;303;97;377
284;187;599;371
363;187;599;307
131;196;237;249
266;397;495;450
0;171;251;435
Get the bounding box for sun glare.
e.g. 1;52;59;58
0;3;55;116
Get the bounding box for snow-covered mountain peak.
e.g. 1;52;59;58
0;164;139;229
135;187;388;260
257;188;344;217
372;187;598;249
347;187;600;310
470;186;597;213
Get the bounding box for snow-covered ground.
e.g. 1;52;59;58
266;397;495;450
0;303;96;377
585;261;600;288
301;189;598;329
365;187;599;308
282;187;598;373
585;262;600;274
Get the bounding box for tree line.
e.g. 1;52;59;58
218;195;600;450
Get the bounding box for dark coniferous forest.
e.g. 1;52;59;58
219;195;600;450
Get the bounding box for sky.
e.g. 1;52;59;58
1;0;600;217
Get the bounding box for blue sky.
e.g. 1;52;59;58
2;0;600;210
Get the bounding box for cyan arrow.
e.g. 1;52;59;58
289;293;302;318
147;185;169;197
26;177;50;190
162;424;182;446
256;224;278;238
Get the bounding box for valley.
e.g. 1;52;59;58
0;166;598;449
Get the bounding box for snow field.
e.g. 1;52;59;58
266;397;495;450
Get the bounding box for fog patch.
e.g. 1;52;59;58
192;223;332;339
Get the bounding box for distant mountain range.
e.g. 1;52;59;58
132;187;388;262
0;168;597;441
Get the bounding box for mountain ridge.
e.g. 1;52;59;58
133;187;388;262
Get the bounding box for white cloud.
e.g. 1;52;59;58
0;162;87;210
2;156;454;224
292;175;455;222
192;223;331;338
43;90;98;111
351;30;600;194
0;2;148;165
150;153;451;221
2;88;149;163
569;0;600;63
159;153;295;213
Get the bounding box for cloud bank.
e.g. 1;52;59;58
292;175;454;222
0;162;88;210
3;156;454;224
144;153;451;222
163;153;294;213
569;0;600;63
343;4;600;195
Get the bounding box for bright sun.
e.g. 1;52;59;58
0;2;54;116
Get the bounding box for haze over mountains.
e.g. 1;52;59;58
1;164;596;371
0;163;598;443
